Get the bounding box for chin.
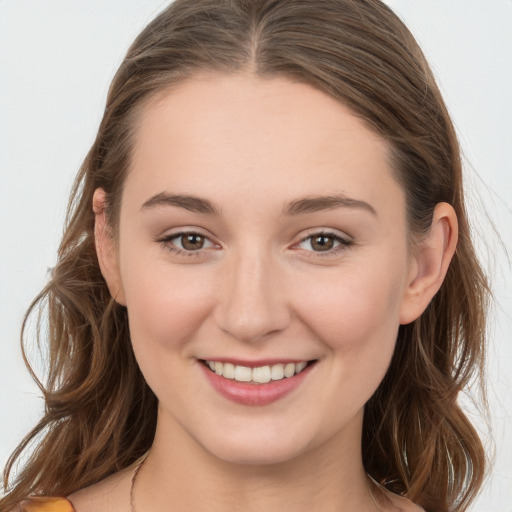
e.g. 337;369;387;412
204;440;307;466
191;421;324;467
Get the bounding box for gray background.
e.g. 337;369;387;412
0;1;510;509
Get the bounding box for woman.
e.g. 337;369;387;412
0;1;490;511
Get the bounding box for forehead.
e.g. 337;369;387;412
126;73;403;219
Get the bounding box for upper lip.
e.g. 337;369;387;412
199;358;316;368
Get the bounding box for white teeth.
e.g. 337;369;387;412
271;363;284;380
284;363;295;378
295;361;307;373
234;365;252;382
252;366;272;384
223;362;235;379
205;360;310;384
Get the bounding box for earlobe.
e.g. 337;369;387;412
399;202;458;325
93;188;126;306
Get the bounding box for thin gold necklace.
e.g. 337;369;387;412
365;475;384;511
130;454;148;512
130;458;383;512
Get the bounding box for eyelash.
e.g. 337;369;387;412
156;231;214;258
296;231;353;257
155;230;353;258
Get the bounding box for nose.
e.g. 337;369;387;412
214;248;291;343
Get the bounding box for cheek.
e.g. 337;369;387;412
295;257;407;356
290;260;407;422
120;256;215;349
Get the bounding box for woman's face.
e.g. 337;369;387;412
106;74;418;464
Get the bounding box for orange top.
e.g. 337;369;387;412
15;497;75;512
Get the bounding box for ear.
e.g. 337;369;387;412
93;188;126;306
399;202;458;325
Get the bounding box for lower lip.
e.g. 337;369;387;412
199;362;315;406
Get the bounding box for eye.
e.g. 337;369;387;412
156;231;217;256
173;233;213;251
297;232;351;253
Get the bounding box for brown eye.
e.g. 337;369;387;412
180;234;206;250
158;231;216;256
297;232;351;254
310;235;335;251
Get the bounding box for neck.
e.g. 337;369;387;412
135;408;377;512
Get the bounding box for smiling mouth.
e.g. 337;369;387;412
201;360;316;384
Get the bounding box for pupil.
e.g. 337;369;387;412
312;235;334;251
182;234;204;250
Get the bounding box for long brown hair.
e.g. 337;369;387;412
1;1;490;511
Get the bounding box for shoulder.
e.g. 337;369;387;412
11;497;75;512
11;464;135;512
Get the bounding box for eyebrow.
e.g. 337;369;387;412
141;192;220;215
140;192;376;217
282;194;377;216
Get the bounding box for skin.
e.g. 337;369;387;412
70;73;457;512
